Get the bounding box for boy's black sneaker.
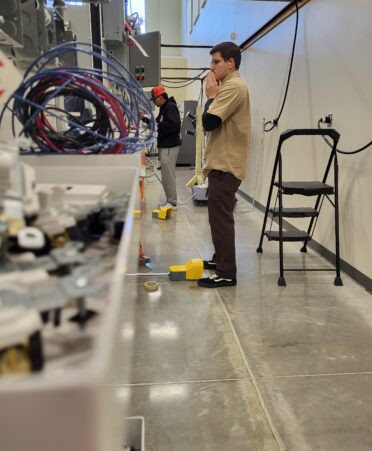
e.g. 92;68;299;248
203;260;217;270
198;274;237;288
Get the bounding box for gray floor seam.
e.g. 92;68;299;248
110;377;252;388
180;207;204;259
241;339;369;350
215;290;286;451
182;207;285;451
257;371;372;380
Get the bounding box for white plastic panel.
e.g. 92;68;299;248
0;153;141;451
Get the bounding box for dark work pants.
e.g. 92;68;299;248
208;170;241;279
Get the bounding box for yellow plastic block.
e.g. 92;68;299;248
185;259;203;280
169;259;203;281
169;264;185;273
152;207;173;220
158;207;172;220
133;209;142;219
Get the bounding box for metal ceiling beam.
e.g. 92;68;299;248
240;0;311;51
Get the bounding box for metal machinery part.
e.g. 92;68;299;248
0;0;76;68
0;139;129;323
0;0;23;48
12;0;56;69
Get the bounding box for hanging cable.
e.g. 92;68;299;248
317;120;372;155
264;0;299;133
161;44;213;49
161;67;210;71
0;42;156;154
161;79;204;89
161;70;207;88
161;78;203;83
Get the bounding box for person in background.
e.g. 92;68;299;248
151;85;182;209
198;41;251;288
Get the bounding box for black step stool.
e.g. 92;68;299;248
257;128;343;287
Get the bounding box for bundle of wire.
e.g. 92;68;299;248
0;42;156;154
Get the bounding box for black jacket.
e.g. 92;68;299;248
156;97;182;148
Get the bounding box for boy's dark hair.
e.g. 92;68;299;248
210;41;241;69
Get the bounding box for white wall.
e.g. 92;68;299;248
145;0;189;101
179;0;371;279
180;0;285;101
145;0;182;57
160;56;189;110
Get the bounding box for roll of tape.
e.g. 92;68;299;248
144;281;159;292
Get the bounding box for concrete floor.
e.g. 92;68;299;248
114;168;372;451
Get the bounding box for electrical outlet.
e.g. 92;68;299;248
320;113;333;127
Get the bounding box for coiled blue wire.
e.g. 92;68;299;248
0;42;156;154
